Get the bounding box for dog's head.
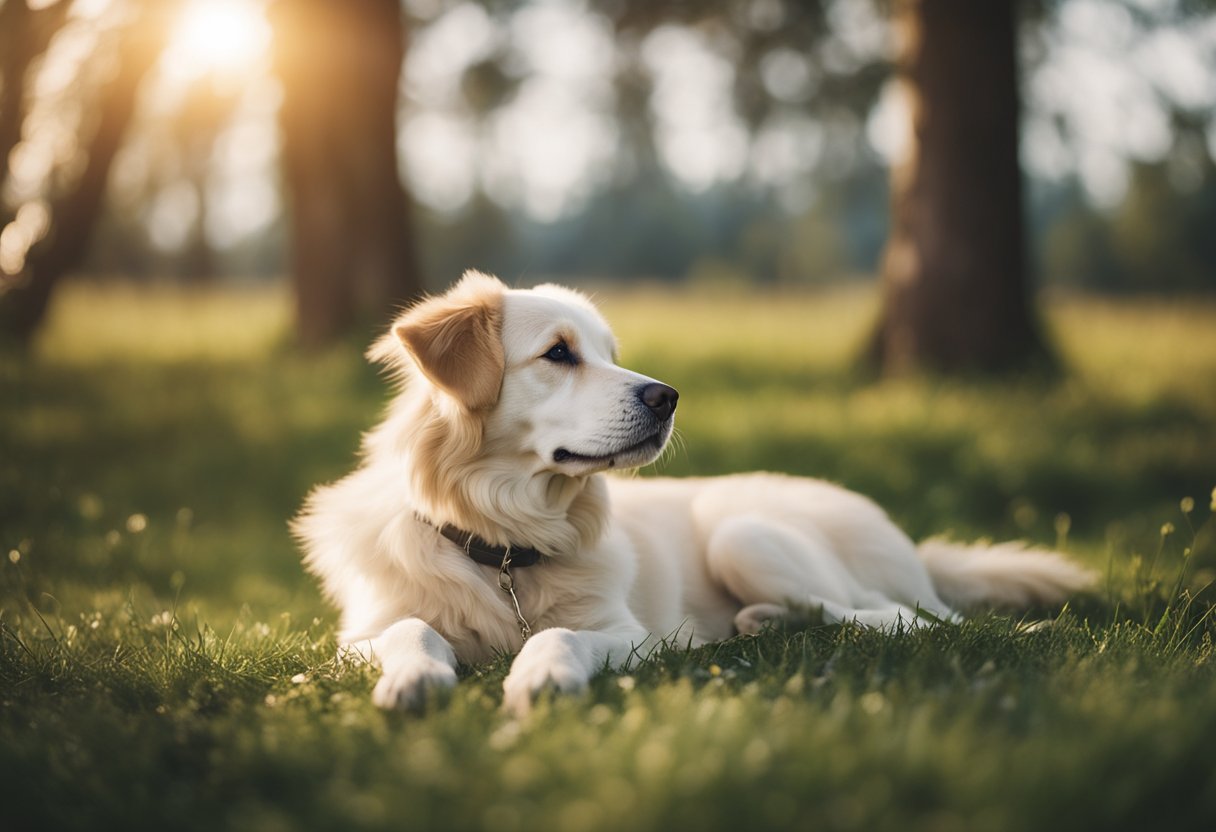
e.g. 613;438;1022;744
368;271;677;549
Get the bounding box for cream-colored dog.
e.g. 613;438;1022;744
294;272;1091;716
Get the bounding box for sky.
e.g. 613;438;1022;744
3;0;1216;267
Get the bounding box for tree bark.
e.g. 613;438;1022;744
271;0;424;347
866;0;1052;375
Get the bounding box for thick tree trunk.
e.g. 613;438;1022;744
271;0;424;347
867;0;1052;375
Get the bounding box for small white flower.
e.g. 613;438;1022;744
126;514;148;534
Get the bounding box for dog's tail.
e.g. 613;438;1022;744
918;538;1095;611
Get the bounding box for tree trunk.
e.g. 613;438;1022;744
0;8;165;347
271;0;424;347
0;1;70;192
866;0;1052;375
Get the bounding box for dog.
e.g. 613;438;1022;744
294;271;1092;716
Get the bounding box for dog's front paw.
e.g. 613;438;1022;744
502;659;588;718
502;629;589;718
372;659;457;712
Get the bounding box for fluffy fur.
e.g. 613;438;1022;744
294;271;1093;715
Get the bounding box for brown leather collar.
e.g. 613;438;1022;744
417;514;547;568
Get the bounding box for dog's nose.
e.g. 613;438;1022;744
639;382;679;421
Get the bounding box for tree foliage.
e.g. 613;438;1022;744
2;0;1214;352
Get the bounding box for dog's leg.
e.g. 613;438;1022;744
707;514;865;614
502;620;649;718
735;598;932;633
706;513;943;632
348;618;459;712
817;600;932;630
734;602;789;635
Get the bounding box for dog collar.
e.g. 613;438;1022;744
416;514;541;643
416;514;547;568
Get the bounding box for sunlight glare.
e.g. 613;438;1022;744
164;0;271;83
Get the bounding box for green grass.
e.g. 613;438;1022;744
3;281;1216;831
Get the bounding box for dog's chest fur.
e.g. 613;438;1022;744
321;505;636;664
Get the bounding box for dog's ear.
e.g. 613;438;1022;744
389;271;506;410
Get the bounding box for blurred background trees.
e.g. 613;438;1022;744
0;0;168;343
867;0;1050;374
271;0;423;346
1;0;1214;369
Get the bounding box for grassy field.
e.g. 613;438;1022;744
3;281;1216;831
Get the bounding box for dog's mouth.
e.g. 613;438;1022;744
553;430;667;472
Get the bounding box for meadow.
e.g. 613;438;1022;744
2;281;1215;831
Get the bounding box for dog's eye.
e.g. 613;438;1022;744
542;342;575;364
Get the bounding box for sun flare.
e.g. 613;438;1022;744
165;0;271;82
